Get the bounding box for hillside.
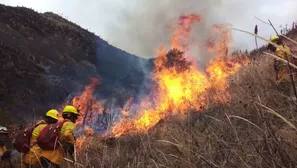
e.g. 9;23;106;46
2;4;297;168
0;4;150;123
73;23;297;167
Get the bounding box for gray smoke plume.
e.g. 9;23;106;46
103;0;297;58
3;0;297;59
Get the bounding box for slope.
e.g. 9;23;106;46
0;4;149;123
73;25;297;167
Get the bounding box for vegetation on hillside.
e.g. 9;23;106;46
70;24;297;168
0;4;149;124
2;3;297;168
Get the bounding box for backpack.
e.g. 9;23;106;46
13;124;38;153
37;121;65;150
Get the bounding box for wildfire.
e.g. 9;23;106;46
110;14;249;137
171;14;201;50
76;136;86;150
72;78;103;125
69;14;250;140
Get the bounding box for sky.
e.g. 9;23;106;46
1;0;297;58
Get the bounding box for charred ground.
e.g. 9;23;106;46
0;4;151;124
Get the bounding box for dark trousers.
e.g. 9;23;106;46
40;157;60;168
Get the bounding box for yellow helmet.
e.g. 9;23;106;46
62;105;79;115
270;35;279;42
46;109;59;120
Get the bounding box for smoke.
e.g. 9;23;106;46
3;0;297;59
104;0;297;58
105;0;224;58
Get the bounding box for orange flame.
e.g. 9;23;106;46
110;14;249;137
72;78;103;125
69;78;103;148
171;14;201;50
75;136;86;149
69;14;250;141
207;24;232;60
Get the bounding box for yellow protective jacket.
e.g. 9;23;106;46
274;45;292;81
275;45;291;60
22;120;47;165
39;119;76;165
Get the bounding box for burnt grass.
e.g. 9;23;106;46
2;3;297;168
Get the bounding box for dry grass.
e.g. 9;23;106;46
68;32;297;168
4;5;297;167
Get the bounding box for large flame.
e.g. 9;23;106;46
171;14;201;50
110;14;246;137
70;78;103;149
72;78;103;125
69;14;249;140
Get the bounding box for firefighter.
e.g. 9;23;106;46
40;105;79;168
22;109;59;168
0;126;12;168
267;35;294;95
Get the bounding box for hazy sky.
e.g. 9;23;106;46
1;0;297;58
